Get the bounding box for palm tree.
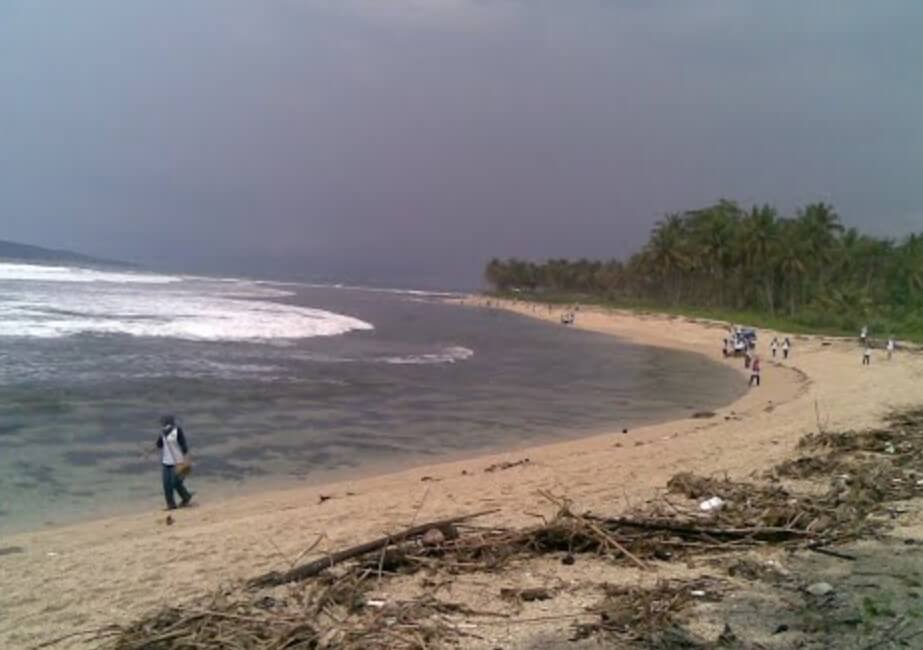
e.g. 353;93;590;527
777;219;807;315
686;200;740;306
646;214;690;304
798;202;844;302
738;205;780;312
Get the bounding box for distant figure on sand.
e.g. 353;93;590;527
770;337;779;358
887;337;895;360
782;337;791;360
862;345;871;366
749;355;761;387
156;415;194;510
860;325;868;345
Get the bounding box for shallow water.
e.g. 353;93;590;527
0;270;745;533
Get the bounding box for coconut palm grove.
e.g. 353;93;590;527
484;201;923;341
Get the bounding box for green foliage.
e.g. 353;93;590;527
484;200;923;342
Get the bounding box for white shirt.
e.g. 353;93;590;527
161;427;185;466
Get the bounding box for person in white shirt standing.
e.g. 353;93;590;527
156;414;193;510
887;337;895;360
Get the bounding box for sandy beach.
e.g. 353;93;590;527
3;300;922;649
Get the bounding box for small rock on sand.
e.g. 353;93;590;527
806;582;834;596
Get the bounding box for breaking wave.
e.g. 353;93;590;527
0;263;373;342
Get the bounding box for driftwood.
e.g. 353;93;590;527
248;509;498;588
607;517;813;543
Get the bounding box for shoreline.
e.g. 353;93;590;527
4;300;921;648
0;297;743;538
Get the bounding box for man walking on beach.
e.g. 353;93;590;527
770;337;779;358
156;415;194;510
862;345;871;366
782;337;791;360
887;337;895;360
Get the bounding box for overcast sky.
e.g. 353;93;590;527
2;2;921;288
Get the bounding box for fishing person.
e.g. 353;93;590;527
156;415;194;510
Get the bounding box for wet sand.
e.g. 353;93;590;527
3;301;921;648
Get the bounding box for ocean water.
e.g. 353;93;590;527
0;262;744;533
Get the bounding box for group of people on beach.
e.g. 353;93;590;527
769;336;791;360
724;321;900;392
722;326;793;389
859;325;897;365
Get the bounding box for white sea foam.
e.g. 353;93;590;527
0;262;181;284
0;263;373;342
273;281;462;299
382;346;474;365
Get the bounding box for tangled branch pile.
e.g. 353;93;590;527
775;407;923;503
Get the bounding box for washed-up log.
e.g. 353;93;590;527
248;509;499;589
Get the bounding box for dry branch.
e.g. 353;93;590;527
248;509;498;588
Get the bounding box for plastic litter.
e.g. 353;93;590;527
699;496;725;512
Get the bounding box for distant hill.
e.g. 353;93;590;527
0;240;133;268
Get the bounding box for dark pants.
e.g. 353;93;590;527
749;374;760;386
162;464;191;508
783;350;789;359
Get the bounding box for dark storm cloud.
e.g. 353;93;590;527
1;1;921;287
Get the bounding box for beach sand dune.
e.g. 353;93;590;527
2;301;921;648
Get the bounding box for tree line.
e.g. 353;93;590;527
484;200;923;337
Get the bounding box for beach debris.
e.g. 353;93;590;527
421;528;446;547
96;406;923;650
573;579;724;644
698;496;725;512
622;428;628;434
500;587;553;602
419;475;441;482
692;411;716;419
0;546;24;556
318;494;333;504
165;515;174;526
46;551;58;557
484;458;530;473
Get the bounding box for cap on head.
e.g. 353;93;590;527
160;414;176;428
